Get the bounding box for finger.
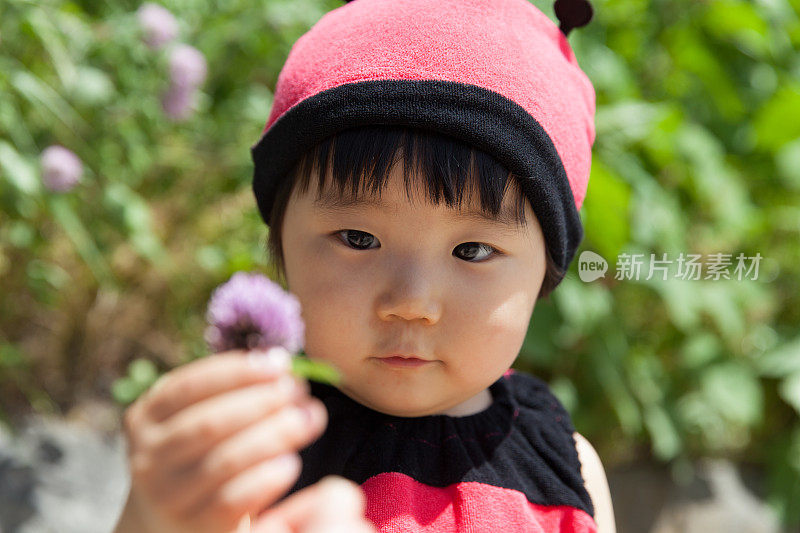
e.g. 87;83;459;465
142;347;294;423
156;396;327;514
235;513;251;533
302;522;377;533
250;476;368;533
148;375;311;471
184;452;303;526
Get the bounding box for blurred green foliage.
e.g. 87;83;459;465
1;0;799;528
111;357;159;405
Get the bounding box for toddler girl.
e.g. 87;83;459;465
116;0;615;531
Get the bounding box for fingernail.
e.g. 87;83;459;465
271;453;300;473
302;403;319;425
248;346;292;375
291;401;319;427
275;374;296;391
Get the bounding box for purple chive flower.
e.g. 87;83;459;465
40;145;83;193
161;83;196;121
205;272;305;354
137;3;178;50
169;43;207;90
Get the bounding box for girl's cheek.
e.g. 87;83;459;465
297;264;373;323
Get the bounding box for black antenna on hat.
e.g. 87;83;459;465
554;0;594;36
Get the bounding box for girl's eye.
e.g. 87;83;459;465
335;230;499;263
337;229;379;250
454;242;498;262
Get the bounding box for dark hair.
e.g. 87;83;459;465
264;125;563;300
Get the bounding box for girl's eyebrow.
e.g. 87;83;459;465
313;193;522;228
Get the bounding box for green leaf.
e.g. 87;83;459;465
675;122;755;236
753;84;800;151
679;332;722;370
701;361;763;426
698;282;746;346
67;66;114;106
779;372;800;417
103;182;169;268
25;7;79;90
6;222;36;247
595;100;670;147
111;377;144;405
10;70;87;134
644;404;682;460
291;356;342;386
549;376;578;414
582;160;631;260
26;259;70;290
647;276;701;333
552;276;613;334
48;195;116;286
663;25;746;121
755;336;800;378
628;180;687;251
702;0;770;58
776;138;800;191
129;358;158;385
197;245;226;273
579;44;638;100
0;342;26;370
0;140;40;195
591;328;642;435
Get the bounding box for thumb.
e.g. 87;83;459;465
250;476;367;533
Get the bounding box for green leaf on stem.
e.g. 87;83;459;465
291;356;341;386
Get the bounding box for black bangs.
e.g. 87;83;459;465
289;125;529;228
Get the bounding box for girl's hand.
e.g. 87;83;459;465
114;348;329;533
249;475;378;533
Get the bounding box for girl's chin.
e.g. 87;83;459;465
338;383;445;417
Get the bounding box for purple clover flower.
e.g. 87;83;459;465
161;82;196;121
137;3;178;50
40;145;83;193
169;43;207;90
205;272;305;354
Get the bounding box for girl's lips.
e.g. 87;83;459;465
377;357;433;368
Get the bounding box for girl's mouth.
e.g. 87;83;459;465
376;357;433;368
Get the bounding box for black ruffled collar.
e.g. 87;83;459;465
289;370;595;520
307;373;517;440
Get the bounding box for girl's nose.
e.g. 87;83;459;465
376;264;442;325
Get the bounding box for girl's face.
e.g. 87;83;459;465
281;163;547;417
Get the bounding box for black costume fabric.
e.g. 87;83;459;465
283;368;597;532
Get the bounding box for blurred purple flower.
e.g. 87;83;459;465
205;272;305;354
169;43;207;90
161;82;196;121
137;3;178;50
40;145;83;193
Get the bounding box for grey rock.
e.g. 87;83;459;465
650;458;782;533
0;415;129;533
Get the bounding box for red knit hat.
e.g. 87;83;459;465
251;0;595;282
